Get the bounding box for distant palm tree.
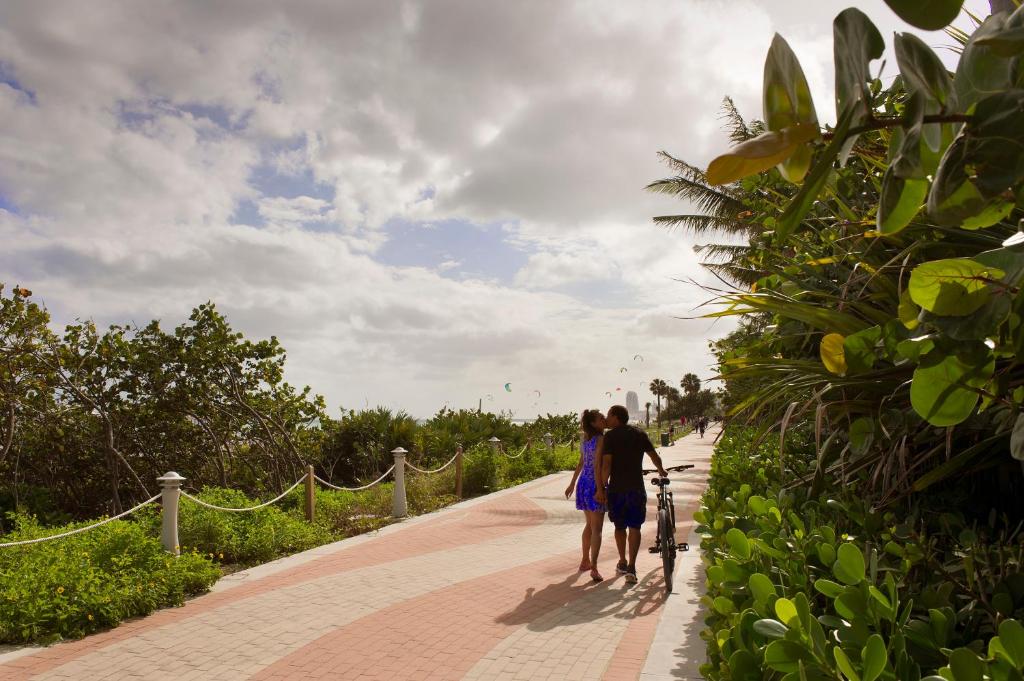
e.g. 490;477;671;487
644;402;652;428
649;379;669;426
680;373;701;396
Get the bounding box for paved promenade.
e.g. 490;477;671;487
0;429;715;681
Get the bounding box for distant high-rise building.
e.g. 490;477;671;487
625;391;641;423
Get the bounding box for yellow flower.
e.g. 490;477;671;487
218;553;223;560
56;586;64;594
87;614;94;621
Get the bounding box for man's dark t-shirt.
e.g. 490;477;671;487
603;425;656;492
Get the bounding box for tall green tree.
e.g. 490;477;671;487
649;378;669;426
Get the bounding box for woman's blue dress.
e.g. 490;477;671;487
575;436;606;512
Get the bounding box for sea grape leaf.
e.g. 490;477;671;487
844;326;881;374
726;527;752;559
820;333;847;376
849;417;875;457
911;346;994;426
882;0;964;31
707;123;819;186
975;6;1024;57
908;258;1004;316
763;34;819;183
834;9;885;118
955;15;1016;111
895;33;954;106
879;171;928;234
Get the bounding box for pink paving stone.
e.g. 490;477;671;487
0;492;546;681
248;548;599;681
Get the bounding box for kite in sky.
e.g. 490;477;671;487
633;354;644;362
504;383;512;392
619;367;627;373
533;389;542;398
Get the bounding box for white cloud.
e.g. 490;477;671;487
258;196;331;224
0;0;992;415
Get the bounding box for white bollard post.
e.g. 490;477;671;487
544;432;554;450
488;436;501;454
157;471;185;556
391;447;408;518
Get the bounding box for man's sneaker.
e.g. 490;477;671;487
624;568;638;584
616;561;629;575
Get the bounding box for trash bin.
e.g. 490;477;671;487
660;432;669;447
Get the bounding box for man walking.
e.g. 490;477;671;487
594;405;667;584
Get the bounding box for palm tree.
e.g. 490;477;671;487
645;97;769;288
680;373;701;396
644;402;651;428
649;379;669;426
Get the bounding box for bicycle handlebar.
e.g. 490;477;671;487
642;464;694;475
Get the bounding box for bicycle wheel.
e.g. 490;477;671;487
659;507;674;594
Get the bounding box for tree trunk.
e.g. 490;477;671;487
106;447;122;514
0;404;14;465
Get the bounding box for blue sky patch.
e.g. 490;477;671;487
376;218;529;284
0;61;37;106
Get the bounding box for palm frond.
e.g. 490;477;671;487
701;262;764;287
645;176;745;216
720;96;753;144
652;214;752;236
654;151;707;182
694;242;756;261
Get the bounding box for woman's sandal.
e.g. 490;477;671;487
590;568;604;582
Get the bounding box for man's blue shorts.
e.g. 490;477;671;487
607;489;647;530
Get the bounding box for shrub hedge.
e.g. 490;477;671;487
0;439;577;645
698;427;1024;680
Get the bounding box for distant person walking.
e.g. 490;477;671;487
595;405;667;584
668;424;675;444
698;417;706;438
565;409;607;582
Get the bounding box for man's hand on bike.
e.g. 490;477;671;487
657;467;668;478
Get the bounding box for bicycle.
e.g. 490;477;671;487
643;463;694;594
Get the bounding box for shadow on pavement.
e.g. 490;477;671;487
494;567;668;631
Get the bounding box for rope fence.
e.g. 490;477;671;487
0;494;161;548
0;434;579;552
405;452;459;475
314;465;395;492
181;477;306;512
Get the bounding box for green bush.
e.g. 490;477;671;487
174;488;334;566
0;436;576;646
0;513;218;644
698;427;1024;680
462;444;499;496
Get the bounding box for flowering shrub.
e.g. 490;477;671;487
0;514;218;644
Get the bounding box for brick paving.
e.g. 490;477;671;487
0;429;715;680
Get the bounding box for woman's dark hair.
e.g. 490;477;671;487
581;409;603;439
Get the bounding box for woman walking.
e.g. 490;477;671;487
565;409;607;582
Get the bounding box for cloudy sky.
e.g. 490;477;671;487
0;0;988;417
